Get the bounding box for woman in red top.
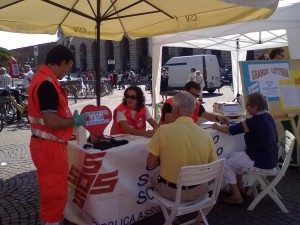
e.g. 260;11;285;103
111;86;159;137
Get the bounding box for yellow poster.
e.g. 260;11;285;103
279;70;300;111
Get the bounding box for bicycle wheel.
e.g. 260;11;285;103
0;116;3;132
17;115;29;127
0;102;16;124
77;87;88;99
19;94;28;105
65;87;72;97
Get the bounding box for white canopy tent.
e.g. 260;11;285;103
151;0;300;104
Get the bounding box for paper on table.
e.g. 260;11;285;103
199;121;215;129
116;134;146;141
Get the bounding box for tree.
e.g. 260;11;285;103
0;47;11;67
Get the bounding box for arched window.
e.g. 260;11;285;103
91;42;96;71
120;37;130;71
105;40;114;72
80;43;87;72
69;45;76;72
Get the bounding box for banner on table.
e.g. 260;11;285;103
64;131;245;225
206;129;245;158
65;139;160;225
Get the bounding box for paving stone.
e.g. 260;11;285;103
1;86;300;225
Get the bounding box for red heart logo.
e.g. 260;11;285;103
81;105;112;138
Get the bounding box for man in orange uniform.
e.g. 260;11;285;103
160;81;229;125
28;45;86;225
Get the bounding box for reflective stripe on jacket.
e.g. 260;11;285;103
110;103;146;135
28;65;73;141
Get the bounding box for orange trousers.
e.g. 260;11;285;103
30;137;68;223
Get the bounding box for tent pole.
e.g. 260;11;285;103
95;0;101;106
236;38;240;95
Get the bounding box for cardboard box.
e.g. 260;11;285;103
213;102;241;118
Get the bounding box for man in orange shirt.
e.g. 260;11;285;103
160;81;229;125
28;45;86;225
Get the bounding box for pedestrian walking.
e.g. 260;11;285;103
117;71;123;90
160;68;169;103
22;65;35;89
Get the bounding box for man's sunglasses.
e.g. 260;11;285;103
125;95;137;100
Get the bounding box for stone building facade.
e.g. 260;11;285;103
9;36;267;76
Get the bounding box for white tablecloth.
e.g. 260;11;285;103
65;137;160;225
65;131;245;225
205;128;245;158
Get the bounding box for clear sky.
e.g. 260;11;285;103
0;31;58;50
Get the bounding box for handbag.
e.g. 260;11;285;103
93;137;129;151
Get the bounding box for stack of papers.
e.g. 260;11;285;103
199;121;215;129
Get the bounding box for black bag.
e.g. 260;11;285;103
93;137;129;151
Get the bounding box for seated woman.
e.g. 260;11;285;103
212;92;278;205
110;86;159;138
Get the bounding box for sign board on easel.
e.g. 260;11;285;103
240;59;300;166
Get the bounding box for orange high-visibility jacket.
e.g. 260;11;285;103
28;65;73;141
110;103;146;135
160;98;199;124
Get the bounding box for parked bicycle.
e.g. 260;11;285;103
0;86;28;126
84;80;96;97
84;79;114;98
0;87;16;124
8;88;28;126
60;79;88;102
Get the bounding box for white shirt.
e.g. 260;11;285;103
130;71;136;79
22;70;35;87
189;71;197;80
117;73;123;82
189;72;204;89
116;107;152;125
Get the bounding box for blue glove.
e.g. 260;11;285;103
73;110;87;126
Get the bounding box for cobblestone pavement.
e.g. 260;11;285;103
135;167;300;225
1;83;300;225
0;144;39;225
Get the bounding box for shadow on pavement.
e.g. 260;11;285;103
203;92;224;98
134;167;300;225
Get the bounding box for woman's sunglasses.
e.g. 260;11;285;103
125;95;137;100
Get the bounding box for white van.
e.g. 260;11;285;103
163;55;221;93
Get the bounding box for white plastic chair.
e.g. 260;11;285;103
243;130;295;213
153;159;225;225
